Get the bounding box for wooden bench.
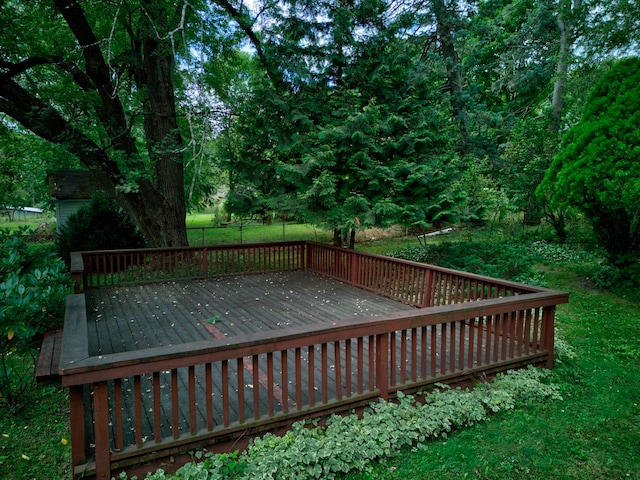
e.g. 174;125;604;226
36;328;63;384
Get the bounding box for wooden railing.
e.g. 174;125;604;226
62;242;568;479
72;241;306;290
306;242;533;307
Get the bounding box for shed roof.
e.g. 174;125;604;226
48;170;102;200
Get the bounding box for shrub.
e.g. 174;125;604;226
56;194;146;265
387;240;537;282
0;227;73;414
592;261;640;299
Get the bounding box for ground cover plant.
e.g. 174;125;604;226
117;368;563;480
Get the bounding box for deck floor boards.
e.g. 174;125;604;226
85;271;414;356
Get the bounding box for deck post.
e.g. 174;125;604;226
305;242;311;271
70;252;84;294
69;385;86;472
422;269;434;308
541;305;556;368
350;251;359;287
93;382;112;479
375;333;389;400
202;246;208;277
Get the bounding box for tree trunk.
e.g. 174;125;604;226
348;228;356;249
432;0;470;153
550;0;582;134
333;228;342;246
33;0;189;248
136;0;188;246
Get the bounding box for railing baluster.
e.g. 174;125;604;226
449;322;456;373
400;330;407;384
237;357;245;423
308;345;315;407
420;326;427;379
222;359;230;427
153;371;162;443
334;341;342;401
440;322;447;374
171;369;179;439
134;375;143;447
295;348;302;410
205;363;213;431
114;379;124;452
368;335;375;390
430;325;437;377
458;321;465;371
345;339;352;397
188;366;197;435
252;355;260;420
390;331;397;387
357;337;364;394
267;352;274;415
281;350;289;414
321;343;328;404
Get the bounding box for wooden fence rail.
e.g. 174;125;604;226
63;241;567;479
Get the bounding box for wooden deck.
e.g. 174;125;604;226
58;241;569;479
85;271;415;355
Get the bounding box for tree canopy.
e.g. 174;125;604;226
1;0;639;252
539;57;640;263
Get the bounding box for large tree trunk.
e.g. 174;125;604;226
135;0;188;246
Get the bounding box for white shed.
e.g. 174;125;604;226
48;170;102;233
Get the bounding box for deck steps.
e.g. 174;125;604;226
36;328;63;384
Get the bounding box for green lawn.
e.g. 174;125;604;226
186;221;334;245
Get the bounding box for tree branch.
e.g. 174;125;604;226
0;55;95;91
0;74;120;184
53;0;137;154
211;0;287;90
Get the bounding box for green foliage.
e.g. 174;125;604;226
117;368;561;480
218;3;469;235
539;57;640;264
387;240;538;283
0;228;73;414
56;194;146;265
592;263;640;298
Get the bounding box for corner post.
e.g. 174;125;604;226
70;252;84;294
541;305;556;368
375;333;389;400
69;385;86;473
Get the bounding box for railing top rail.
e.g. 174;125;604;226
74;240;548;294
59;289;569;386
76;240;307;257
305;241;547;294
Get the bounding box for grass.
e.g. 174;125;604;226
3;222;639;479
0;385;71;480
